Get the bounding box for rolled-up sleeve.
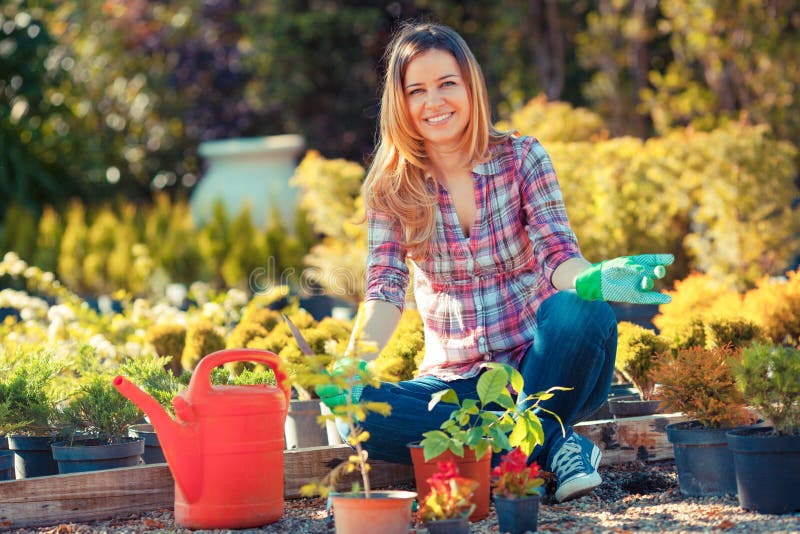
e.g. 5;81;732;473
518;137;582;286
365;208;409;312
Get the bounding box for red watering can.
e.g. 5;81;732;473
113;349;290;529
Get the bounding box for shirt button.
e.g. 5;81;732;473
478;336;485;343
475;301;482;310
484;354;491;361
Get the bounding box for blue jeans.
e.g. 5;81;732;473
349;291;617;469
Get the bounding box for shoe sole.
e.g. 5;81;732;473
555;444;603;503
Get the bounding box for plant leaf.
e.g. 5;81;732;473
477;368;507;406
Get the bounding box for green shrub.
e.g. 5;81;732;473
704;318;765;350
615;322;669;399
496;93;607;143
58;374;143;444
181;320;225;371
0;349;62;435
146;323;186;375
732;343;800;436
373;309;424;382
120;355;184;416
742;270;800;347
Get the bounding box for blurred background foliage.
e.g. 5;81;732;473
1;0;799;298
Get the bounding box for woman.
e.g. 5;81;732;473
318;22;672;503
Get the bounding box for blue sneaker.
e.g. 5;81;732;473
550;432;602;502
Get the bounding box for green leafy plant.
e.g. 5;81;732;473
181;319;225;371
120;355;185;417
58;374;143;444
0;349;62;435
146;323;186;375
419;460;479;521
491;446;544;498
732;343;800;436
421;363;568;462
653;345;752;429
297;328;390;498
615;322;670;400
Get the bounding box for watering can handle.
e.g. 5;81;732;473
189;349;291;404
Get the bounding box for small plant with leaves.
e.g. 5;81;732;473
421;363;568;462
732;343;800;435
120;355;186;416
704;317;765;350
616;322;670;400
0;349;62;436
58;374;143;444
419;460;479;522
297;315;391;498
491;446;544;498
653;345;752;429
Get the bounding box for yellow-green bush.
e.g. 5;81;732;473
373;309;424;382
742;270;800;347
495;93;608;143
146;323;187;375
704;318;765;350
615;322;670;399
181;320;225;371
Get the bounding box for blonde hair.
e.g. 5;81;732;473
363;22;512;259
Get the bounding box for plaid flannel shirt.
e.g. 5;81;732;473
365;136;581;380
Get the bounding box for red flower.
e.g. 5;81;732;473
491;446;544;498
420;461;479;521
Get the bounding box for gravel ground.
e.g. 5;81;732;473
7;460;800;533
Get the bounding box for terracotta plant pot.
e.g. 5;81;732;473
407;442;491;522
495;494;540;534
331;490;417;534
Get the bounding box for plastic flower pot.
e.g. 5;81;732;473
665;421;737;496
331;490;417;534
51;438;144;474
495;494;540;534
607;395;663;418
128;424;166;464
727;426;800;514
284;399;328;449
7;434;59;478
423;517;470;534
408;442;491;521
0;449;15;480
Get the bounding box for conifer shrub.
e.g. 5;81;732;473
373;309;424;382
732;343;800;435
742;270;800;347
704;317;765;350
146;323;186;375
181;320;225;371
653;345;751;429
615;322;670;400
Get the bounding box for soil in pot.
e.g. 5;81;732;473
7;434;59;478
331;490;417;534
128;424;166;464
51;437;145;474
665;420;737;496
408;442;490;522
727;426;800;514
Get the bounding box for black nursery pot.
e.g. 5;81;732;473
726;426;800;514
665;421;737;496
51;438;144;474
495;494;540;534
7;434;59;478
0;449;15;480
128;424;166;464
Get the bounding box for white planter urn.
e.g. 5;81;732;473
191;134;305;229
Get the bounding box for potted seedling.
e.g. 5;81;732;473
418;460;479;534
53;373;145;473
610;322;670;417
653;344;755;496
0;349;62;478
413;363;566;521
491;446;545;534
298;327;416;534
727;342;800;514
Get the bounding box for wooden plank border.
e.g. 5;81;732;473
0;414;684;530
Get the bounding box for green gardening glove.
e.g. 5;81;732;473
575;254;674;305
315;358;368;409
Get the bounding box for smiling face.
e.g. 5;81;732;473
403;48;471;153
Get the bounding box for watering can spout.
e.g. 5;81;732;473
113;376;202;502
